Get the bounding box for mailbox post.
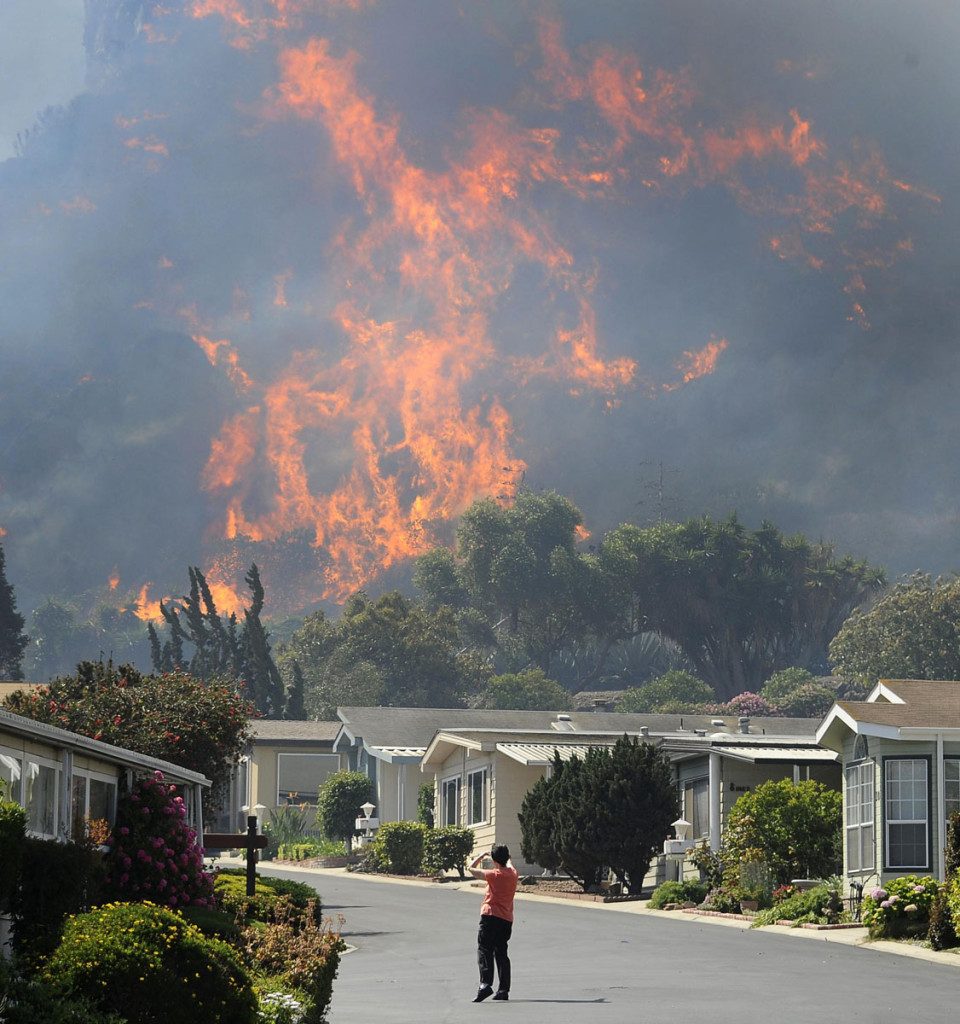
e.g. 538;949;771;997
202;815;268;896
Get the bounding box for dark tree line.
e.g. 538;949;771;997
0;544;27;680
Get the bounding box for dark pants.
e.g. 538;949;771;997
477;914;512;993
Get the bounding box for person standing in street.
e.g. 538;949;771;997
469;845;518;1002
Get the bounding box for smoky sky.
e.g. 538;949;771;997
1;0;958;621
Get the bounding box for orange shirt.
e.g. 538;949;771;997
480;865;518;922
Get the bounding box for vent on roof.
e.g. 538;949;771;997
639;726;649;737
738;716;750;734
711;719;725;728
551;714;576;732
694;729;707;737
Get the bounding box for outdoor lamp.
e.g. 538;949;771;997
672;817;692;842
360;802;375;819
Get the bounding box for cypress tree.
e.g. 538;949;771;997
0;544;27;680
284;661;306;720
240;564;284;717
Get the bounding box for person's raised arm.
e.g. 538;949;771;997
468;853;488;879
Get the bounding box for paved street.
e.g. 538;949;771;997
261;866;957;1024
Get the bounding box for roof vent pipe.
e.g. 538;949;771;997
639;726;649;737
711;719;725;728
738;716;750;734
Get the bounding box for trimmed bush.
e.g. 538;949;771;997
12;837;107;963
276;837;346;862
214;870;321;923
0;964;124;1024
648;880;709;909
369;821;428;875
422;826;475;878
863;875;939;938
42;901;258;1024
105;771;213;910
316;771;373;850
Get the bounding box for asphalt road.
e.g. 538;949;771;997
261;867;958;1024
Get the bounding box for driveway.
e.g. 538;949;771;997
260;866;955;1024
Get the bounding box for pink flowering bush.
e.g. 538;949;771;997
105;771;213;910
861;875;939;938
718;692;780;718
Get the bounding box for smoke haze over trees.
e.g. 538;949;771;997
0;0;957;632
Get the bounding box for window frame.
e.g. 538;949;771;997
441;775;461;827
0;745;23;805
844;758;875;874
276;752;341;806
22;752;61;840
883;755;931;871
71;767;119;825
467;767;489;827
683;776;710;839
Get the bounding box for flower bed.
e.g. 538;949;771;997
862;876;938;939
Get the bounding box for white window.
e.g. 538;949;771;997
441;776;461;826
684;778;709;839
467;768;488;826
277;753;341;805
945;759;960;824
24;758;59;838
0;749;22;804
845;761;875;872
885;758;928;869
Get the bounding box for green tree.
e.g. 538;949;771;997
417;782;435;828
722;779;842;883
0;547;26;680
316;771;374;851
475;669;572;710
417;491;629;677
616;670;715;712
603;515;884;699
761;667;816;701
519;740;676;893
2;661;252;799
770;682;836;717
829;573;960;685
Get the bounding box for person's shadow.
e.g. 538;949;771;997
509;999;607;1004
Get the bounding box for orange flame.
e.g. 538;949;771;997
108;571;120;591
663;338;729;392
134;584;164;622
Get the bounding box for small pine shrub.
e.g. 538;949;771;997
369;821;428;875
42;902;258;1024
422;826;475;878
928;888;957;950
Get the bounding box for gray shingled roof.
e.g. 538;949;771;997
249;720;341;742
337;706;821;748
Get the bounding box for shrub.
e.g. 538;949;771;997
257;991;307;1024
719;692;779;718
179;905;243;944
0;798;26;912
752;883;845;927
648;880;709;909
417;782;435;828
0;966;124;1024
316;771;373;850
276;837;346;861
43;901;258;1024
243;899;345;1024
105;771;213;910
422;826;475;878
688;841;724;888
722;779;842;883
700;885;742;914
616;671;714;713
369;821;428;875
771;683;837;718
214;871;321;924
265;805;313;852
863;875;939;939
739;854;776;908
761;667;816;701
928;887;957;950
12;837;107;963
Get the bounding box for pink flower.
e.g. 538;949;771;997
119;827;130;836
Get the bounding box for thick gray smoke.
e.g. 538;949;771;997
0;0;957;620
